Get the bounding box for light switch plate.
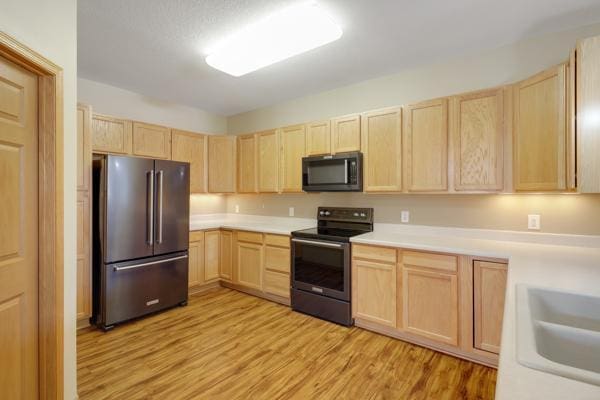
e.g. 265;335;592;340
528;214;541;230
289;207;295;217
401;210;410;223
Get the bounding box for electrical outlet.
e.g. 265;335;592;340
401;210;410;223
289;207;295;217
528;214;541;230
235;204;240;213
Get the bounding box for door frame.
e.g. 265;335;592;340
0;32;64;399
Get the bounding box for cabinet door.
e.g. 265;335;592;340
236;242;263;290
452;88;504;191
353;259;396;327
76;192;91;321
361;108;402;192
513;64;567;191
171;130;207;193
257;130;279;193
132;122;171;159
208;135;236;193
280;124;306;192
264;244;290;298
306;120;331;156
77;104;91;191
220;230;233;281
188;238;205;288
237;134;257;193
577;36;600;193
204;230;220;282
404;99;449;192
91;113;132;154
473;261;507;354
331;114;360;154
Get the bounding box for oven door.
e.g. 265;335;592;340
291;237;350;301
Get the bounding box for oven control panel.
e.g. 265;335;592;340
317;207;373;223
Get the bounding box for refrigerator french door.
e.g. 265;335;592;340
93;155;190;330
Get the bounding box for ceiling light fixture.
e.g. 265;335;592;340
205;2;342;77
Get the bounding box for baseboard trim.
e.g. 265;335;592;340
220;281;291;306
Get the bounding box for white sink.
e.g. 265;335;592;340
517;284;600;386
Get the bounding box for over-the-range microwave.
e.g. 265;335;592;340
302;152;363;192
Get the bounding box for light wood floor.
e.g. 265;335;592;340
78;288;497;399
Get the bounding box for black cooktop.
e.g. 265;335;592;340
292;227;368;242
291;207;374;242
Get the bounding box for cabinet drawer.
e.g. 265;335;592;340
265;246;290;274
237;230;263;244
402;250;457;273
352;244;397;264
190;231;205;242
264;234;290;248
264;270;290;298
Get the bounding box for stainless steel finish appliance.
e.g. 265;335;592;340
291;207;373;326
302;152;362;192
92;155;190;330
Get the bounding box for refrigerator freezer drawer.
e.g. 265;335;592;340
101;251;188;328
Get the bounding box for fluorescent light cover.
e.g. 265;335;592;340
205;2;342;77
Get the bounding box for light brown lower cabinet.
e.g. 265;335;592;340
236;235;263;290
473;260;507;354
219;230;233;281
352;244;507;367
188;233;205;288
204;230;220;282
263;234;291;299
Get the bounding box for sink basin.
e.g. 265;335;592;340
517;285;600;386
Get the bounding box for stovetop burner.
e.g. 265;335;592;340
291;207;374;242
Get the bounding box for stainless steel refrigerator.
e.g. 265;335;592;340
92;155;190;330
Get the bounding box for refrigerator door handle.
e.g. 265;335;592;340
157;170;164;244
147;170;154;245
113;254;188;271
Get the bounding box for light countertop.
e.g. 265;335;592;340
350;223;600;400
189;214;600;399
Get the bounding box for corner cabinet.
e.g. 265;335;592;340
361;107;403;192
513;64;567;191
132;122;171;159
452;88;504;191
171;130;207;193
279;124;306;193
208;135;236;193
91;113;132;154
403;99;449;192
237;134;257;193
257;130;279;193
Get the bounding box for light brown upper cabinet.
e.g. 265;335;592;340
513;64;567;191
257;130;279;193
577;35;600;193
91;113;132;154
400;250;459;346
331;114;361;153
473;260;507;354
305;120;331;156
171;130;207;193
452;88;504;191
279;124;306;193
403;99;449;192
361;107;402;192
77;104;92;191
208;135;236;193
237;134;257;193
132;121;171;159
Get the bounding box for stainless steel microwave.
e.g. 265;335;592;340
302;152;362;192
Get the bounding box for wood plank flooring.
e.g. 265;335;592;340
78;288;497;399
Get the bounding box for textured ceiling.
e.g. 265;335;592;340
78;0;600;116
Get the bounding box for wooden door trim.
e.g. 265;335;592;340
0;31;64;399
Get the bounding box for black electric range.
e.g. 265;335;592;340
290;207;373;326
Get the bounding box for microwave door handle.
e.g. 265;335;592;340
344;159;348;184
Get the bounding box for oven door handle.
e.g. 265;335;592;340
291;238;344;248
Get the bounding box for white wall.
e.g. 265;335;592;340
0;0;78;398
228;22;600;134
78;77;228;134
